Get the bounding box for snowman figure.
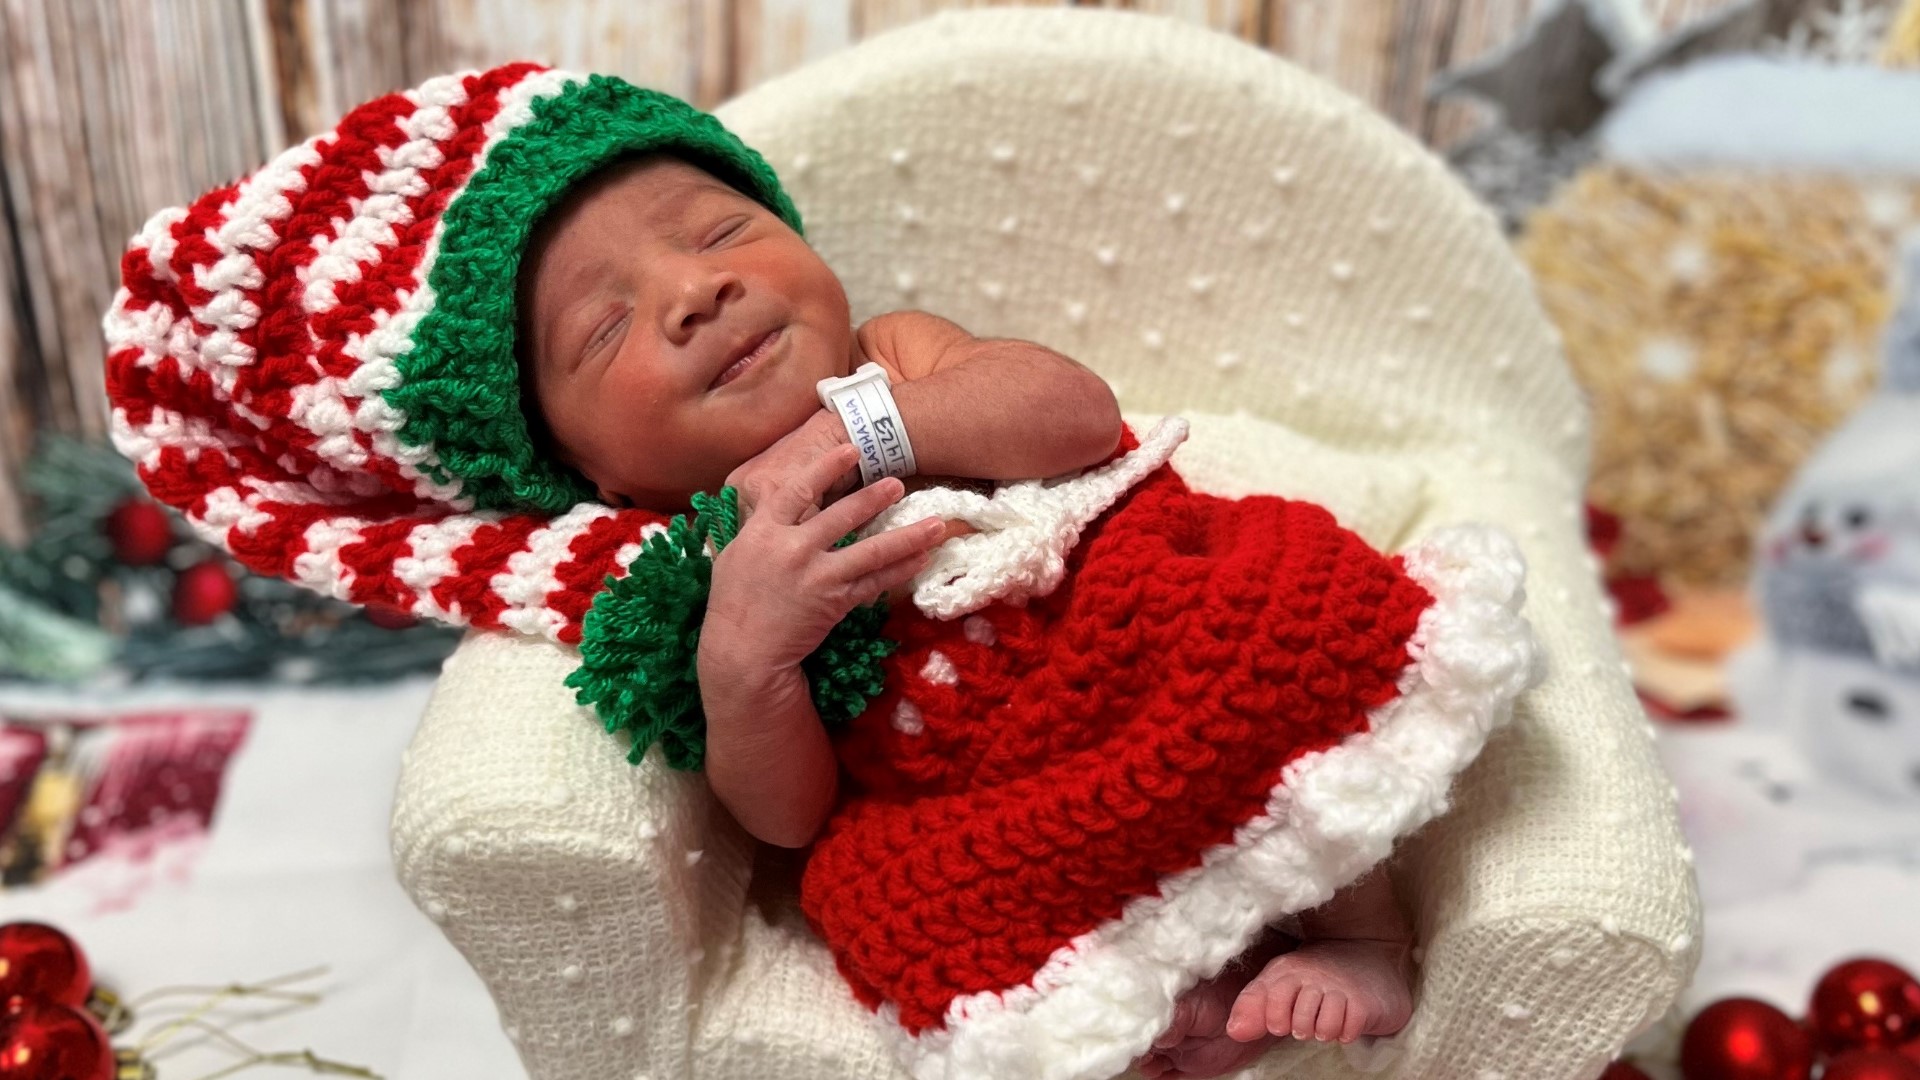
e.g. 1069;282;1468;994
1733;236;1920;806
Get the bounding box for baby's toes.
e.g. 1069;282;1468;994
1312;993;1347;1042
1287;985;1324;1040
1340;999;1372;1044
1154;999;1196;1051
1228;979;1287;1042
1162;1033;1271;1078
1226;982;1265;1042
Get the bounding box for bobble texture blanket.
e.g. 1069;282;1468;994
795;418;1541;1080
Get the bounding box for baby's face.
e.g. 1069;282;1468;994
519;153;856;510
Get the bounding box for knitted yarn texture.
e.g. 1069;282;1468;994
101;63;810;741
786;425;1543;1080
567;485;896;770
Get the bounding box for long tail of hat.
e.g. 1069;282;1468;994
101;60;832;765
100;61;672;649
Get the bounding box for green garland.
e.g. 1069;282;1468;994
566;486;897;771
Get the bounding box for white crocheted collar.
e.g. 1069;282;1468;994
857;417;1190;619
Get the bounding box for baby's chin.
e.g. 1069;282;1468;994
700;378;816;459
720;324;842;405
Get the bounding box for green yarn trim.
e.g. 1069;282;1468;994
565;486;899;772
387;72;806;514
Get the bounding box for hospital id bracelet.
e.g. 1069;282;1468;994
816;362;918;487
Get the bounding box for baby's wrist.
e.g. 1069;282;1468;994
802;406;864;501
697;616;805;693
805;405;853;447
816;365;918;484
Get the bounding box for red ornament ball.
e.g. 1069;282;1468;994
1824;1049;1920;1080
1587;503;1624;559
0;923;90;1012
1680;998;1813;1080
1809;958;1920;1055
103;499;172;566
1601;1062;1655;1080
0;999;112;1080
172;560;237;626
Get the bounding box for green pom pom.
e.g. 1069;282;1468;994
566;486;898;771
807;601;896;725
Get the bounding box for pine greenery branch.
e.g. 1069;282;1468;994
0;434;460;685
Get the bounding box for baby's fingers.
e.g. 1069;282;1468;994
803;471;908;542
834;525;949;607
759;444;860;525
833;515;948;581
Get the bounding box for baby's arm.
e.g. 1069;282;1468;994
855;311;1122;484
700;633;839;849
701;449;948;849
702;316;1116;848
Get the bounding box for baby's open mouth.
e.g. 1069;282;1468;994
711;327;783;390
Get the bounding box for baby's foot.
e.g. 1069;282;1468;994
1225;938;1413;1045
1134;930;1294;1079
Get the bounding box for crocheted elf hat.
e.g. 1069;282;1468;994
101;64;818;755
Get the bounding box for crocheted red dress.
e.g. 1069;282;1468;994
797;419;1541;1080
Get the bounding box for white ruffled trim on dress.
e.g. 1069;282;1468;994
858;417;1191;620
866;521;1545;1080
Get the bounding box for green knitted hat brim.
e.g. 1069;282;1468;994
387;73;806;513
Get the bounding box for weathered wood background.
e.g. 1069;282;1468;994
0;0;1739;543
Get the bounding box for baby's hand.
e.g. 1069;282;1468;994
726;410;862;522
934;519;978;543
727;413;978;543
706;445;950;671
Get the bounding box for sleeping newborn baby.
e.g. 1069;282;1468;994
515;149;1417;1076
105;66;1537;1080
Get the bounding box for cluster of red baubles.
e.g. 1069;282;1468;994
1603;958;1920;1080
0;922;130;1080
103;498;234;626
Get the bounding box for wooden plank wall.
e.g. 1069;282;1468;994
0;0;1737;543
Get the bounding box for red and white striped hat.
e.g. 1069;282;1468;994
102;63;804;752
